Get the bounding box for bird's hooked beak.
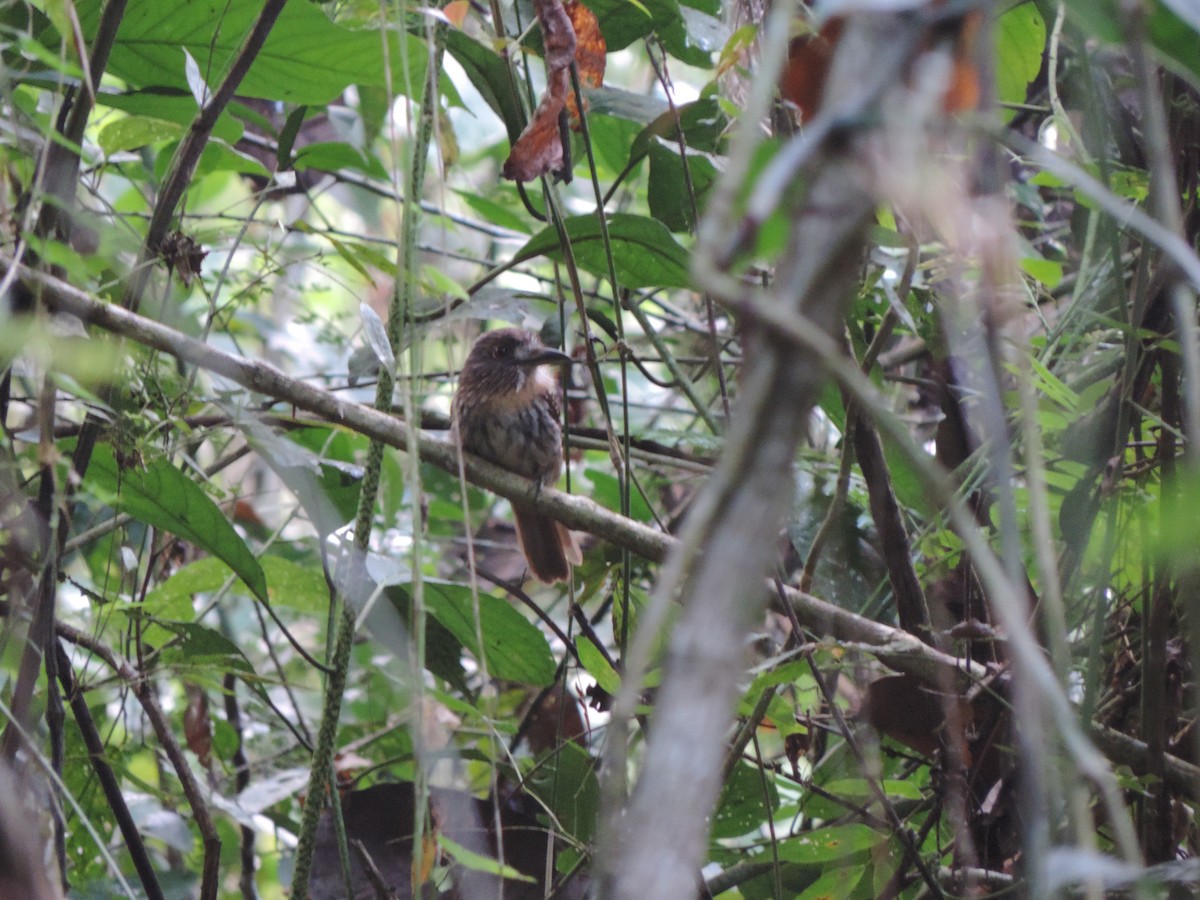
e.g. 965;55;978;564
518;345;572;367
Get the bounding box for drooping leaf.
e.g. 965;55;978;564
503;0;577;181
438;836;535;882
86;445;268;604
444;30;526;144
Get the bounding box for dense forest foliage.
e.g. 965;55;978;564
1;0;1199;896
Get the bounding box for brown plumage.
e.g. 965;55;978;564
451;328;581;583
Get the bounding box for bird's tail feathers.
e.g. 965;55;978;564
514;508;574;583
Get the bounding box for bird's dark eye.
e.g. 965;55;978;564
492;344;510;359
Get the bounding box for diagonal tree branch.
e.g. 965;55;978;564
1;254;989;690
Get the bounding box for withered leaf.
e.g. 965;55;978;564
502;0;580;182
565;0;605;126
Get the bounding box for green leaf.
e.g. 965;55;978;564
1067;0;1200;87
629;98;726;161
658;6;727;67
796;865;865;900
586;85;669;124
528;742;600;843
437;835;535;882
584;0;682;51
141;556;228;620
512;213;691;290
261;557;329;614
444;30;524;144
995;3;1046;120
453;189;531;234
647;142;719;233
143;555;326;617
424;582;556;686
98;115;184;154
803;778;923;820
76;0;430;104
86;445;268;603
712;761;778;838
776;824;882;865
1021;255;1063;289
584;468;654;521
292;141;386;179
95;90;244;143
152;620;255;671
575;636;620;695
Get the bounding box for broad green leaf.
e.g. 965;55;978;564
424;582;556;686
512;213;692;290
98;115;183;155
293;141;387;179
528;742;600;843
575;636;620;695
453;189;531;234
629;98;726;162
647;142;719;233
153;137;270;179
796;864;865;900
586;85;669;124
142;554;326;617
585;468;654;521
96;90;245;143
777;824;882;865
803;778;924;821
76;0;430;104
151;620;254;671
261;557;329;614
995;3;1045;120
712;761;778;838
142;556;232;620
658;6;727;67
86;446;268;604
584;0;682;51
1021;255;1063;289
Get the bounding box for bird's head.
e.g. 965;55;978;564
459;328;572;401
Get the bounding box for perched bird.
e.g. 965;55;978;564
452;328;582;583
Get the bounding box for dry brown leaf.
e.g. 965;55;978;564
502;0;577;182
565;0;605;125
183;683;213;770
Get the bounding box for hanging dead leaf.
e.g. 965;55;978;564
183;683;213;771
565;0;605;125
502;0;576;182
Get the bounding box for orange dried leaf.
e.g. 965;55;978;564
183;683;213;770
442;0;470;29
502;0;577;182
565;0;605;125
